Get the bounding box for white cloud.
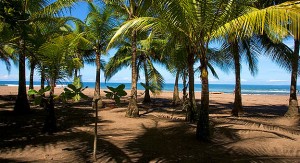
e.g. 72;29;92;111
241;79;247;82
269;79;288;82
0;74;18;80
109;77;131;83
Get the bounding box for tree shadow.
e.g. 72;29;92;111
125;122;232;162
138;98;185;117
0;129;132;162
0;158;25;163
209;100;287;117
243;105;287;117
124;120;300;162
0;97;131;162
0;99;95;151
56;130;132;163
212;121;300;162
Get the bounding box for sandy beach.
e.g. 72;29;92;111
0;86;299;162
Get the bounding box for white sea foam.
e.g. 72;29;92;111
6;84;18;87
56;85;67;88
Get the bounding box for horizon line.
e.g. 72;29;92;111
0;80;293;86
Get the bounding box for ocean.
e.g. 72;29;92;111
0;81;291;95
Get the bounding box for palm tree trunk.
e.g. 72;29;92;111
196;53;210;141
29;61;35;99
43;78;57;134
41;66;45;89
285;39;299;117
74;69;78;78
173;70;181;105
40;66;45;107
232;41;243;116
93;50;103;109
14;38;30;114
182;69;188;103
186;50;196;122
143;60;151;103
126;30;139;117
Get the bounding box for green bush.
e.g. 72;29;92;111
104;84;127;106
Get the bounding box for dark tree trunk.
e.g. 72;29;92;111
29;61;35;99
196;52;210;141
14;38;30;114
126;30;139;117
41;66;45;89
285;39;299;117
173;70;181;105
143;60;151;103
74;69;78;78
40;67;45;107
93;50;103;109
186;50;196;122
42;78;57;134
182;69;188;103
231;41;243;116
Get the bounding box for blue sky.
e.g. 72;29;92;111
0;2;296;85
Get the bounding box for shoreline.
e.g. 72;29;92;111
0;86;291;103
0;81;292;95
0;86;292;96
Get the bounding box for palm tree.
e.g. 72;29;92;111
165;44;191;116
220;0;300;117
253;0;299;117
105;35;165;103
26;28;46;99
217;36;260;116
0;0;81;114
259;34;298;117
85;2;117;109
287;39;300;117
38;32;89;133
105;0;154;117
138;33;165;103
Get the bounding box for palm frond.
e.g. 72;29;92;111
104;49;132;82
259;34;293;72
146;58;164;91
215;1;300;40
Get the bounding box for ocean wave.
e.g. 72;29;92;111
242;90;289;93
56;85;67;88
6;84;18;87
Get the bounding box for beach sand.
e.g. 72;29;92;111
0;86;299;162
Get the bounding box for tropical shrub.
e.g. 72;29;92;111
104;84;127;106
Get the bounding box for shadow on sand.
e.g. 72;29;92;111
0;95;299;162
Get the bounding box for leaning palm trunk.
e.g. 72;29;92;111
14;38;30;114
126;30;139;117
173;70;181;105
285;39;299;117
232;41;243;116
93;50;103;109
143;60;151;103
196;53;210;141
186;50;196;122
